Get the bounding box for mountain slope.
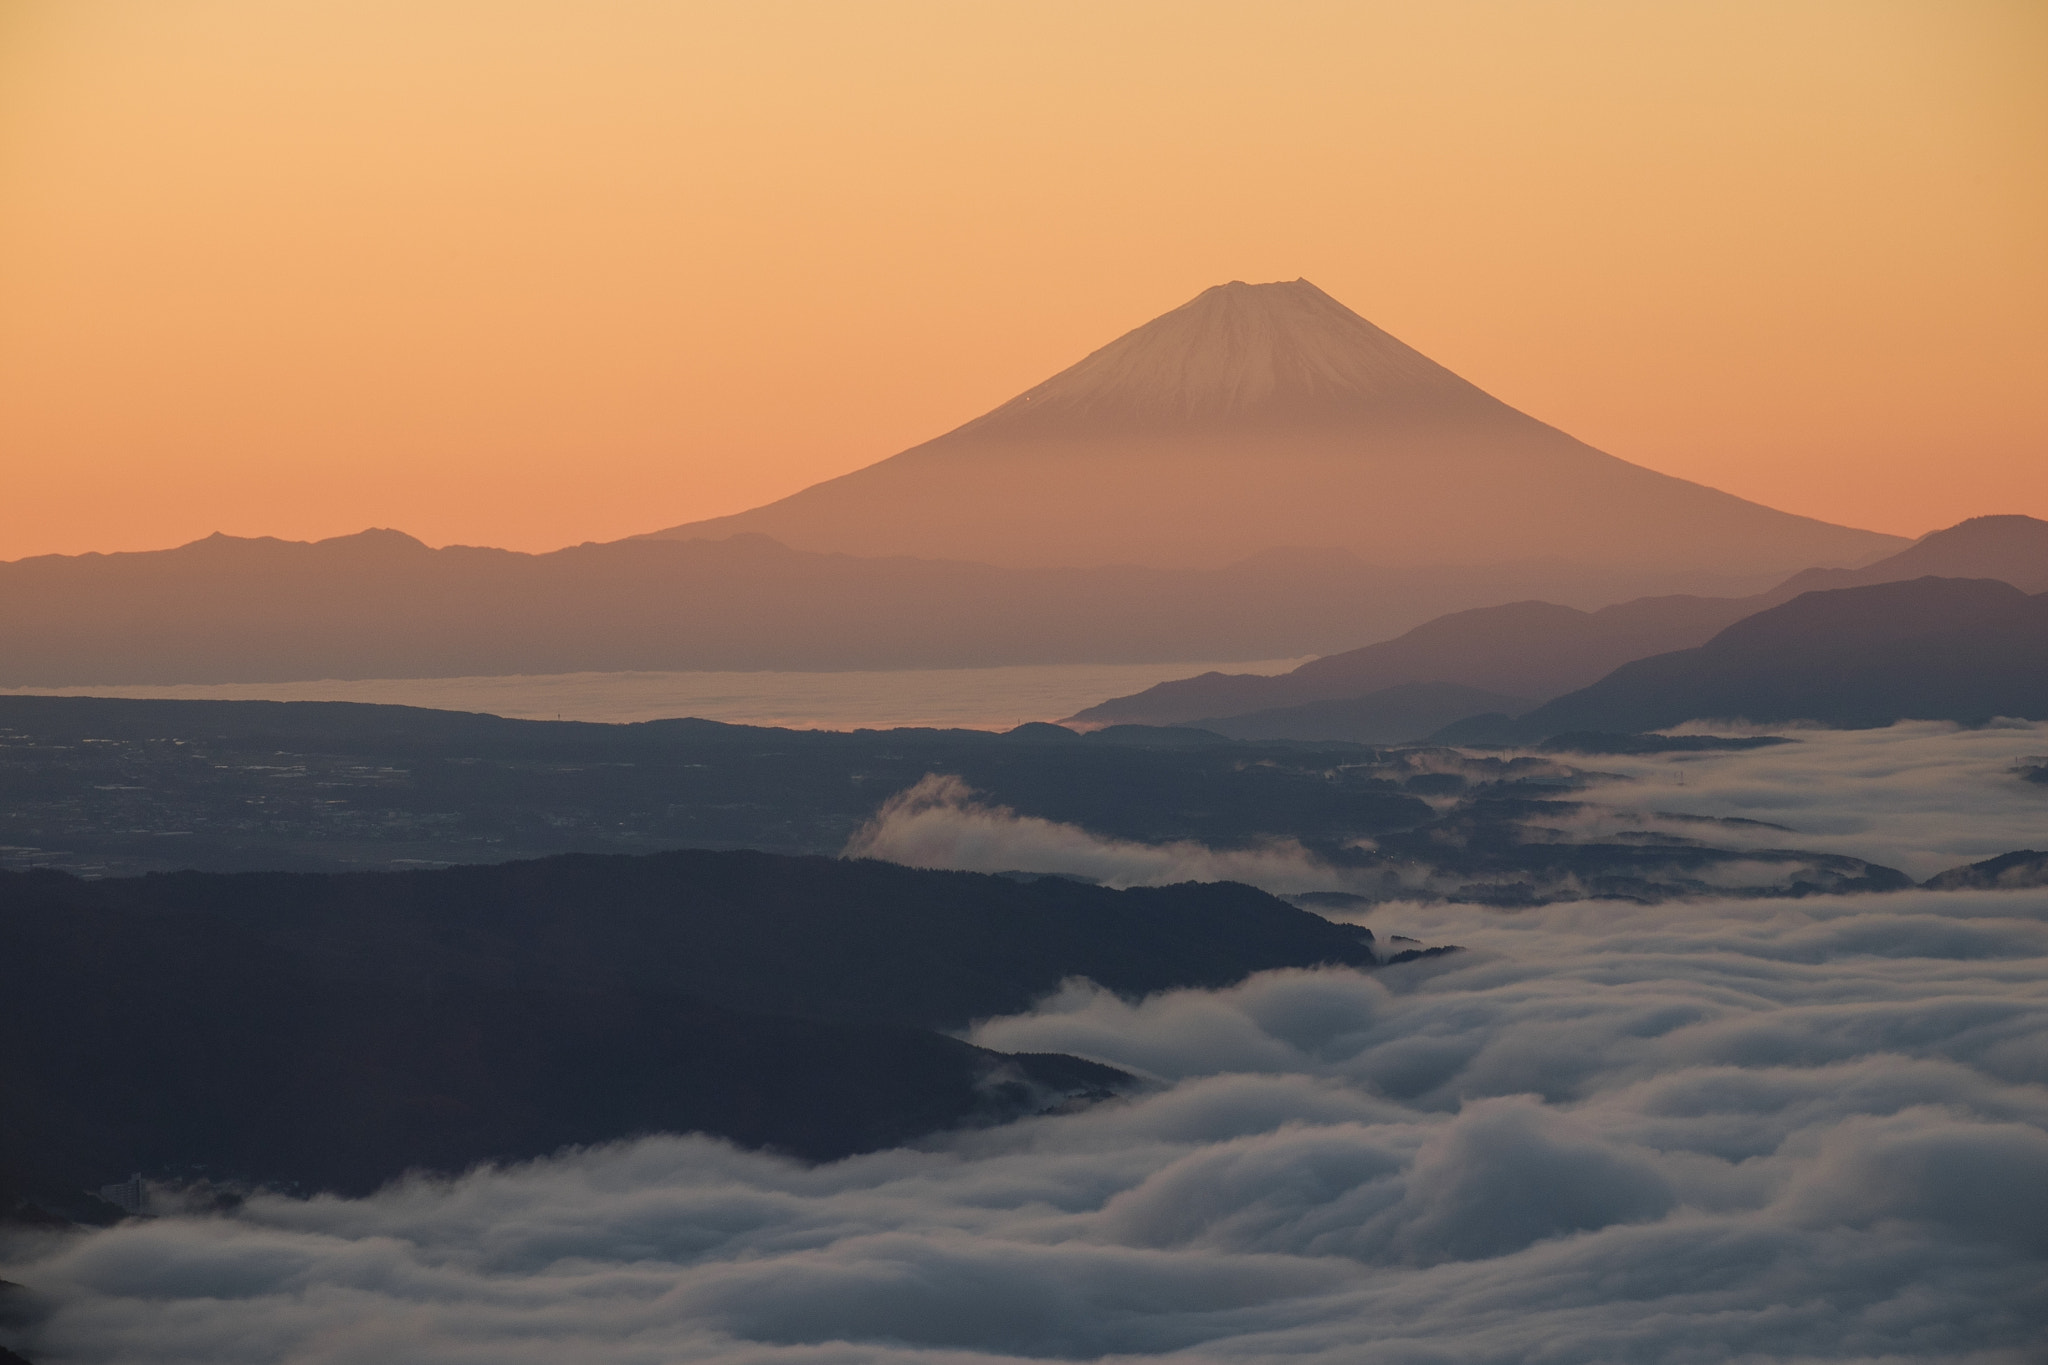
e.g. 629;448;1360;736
1071;514;2048;729
1070;596;1755;728
1772;514;2048;596
1189;681;1534;743
1472;577;2048;738
645;280;1900;574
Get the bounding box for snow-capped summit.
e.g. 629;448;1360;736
960;279;1494;434
640;282;1901;578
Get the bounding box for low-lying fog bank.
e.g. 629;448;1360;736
1571;719;2048;880
851;720;2048;897
6;889;2043;1363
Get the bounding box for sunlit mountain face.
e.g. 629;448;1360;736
645;280;1902;576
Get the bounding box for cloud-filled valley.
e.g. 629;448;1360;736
1570;720;2048;880
6;884;2044;1363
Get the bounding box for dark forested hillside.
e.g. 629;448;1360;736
0;850;1382;1213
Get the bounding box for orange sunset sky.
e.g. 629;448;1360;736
1;0;2043;562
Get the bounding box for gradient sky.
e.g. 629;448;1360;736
2;0;2042;561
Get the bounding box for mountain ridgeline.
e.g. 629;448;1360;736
0;531;1788;688
1440;576;2048;743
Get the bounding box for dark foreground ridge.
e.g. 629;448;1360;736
0;849;1383;1217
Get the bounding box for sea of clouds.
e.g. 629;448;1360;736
5;887;2045;1363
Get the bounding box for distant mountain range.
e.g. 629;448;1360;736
644;279;1900;577
6;515;2031;696
1439;576;2048;741
0;529;1794;686
1072;515;2048;738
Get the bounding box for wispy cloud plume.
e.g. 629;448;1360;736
844;773;1342;892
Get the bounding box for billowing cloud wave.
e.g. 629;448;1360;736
5;888;2044;1363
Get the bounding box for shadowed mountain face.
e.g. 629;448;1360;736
1457;577;2048;740
1190;681;1533;744
1072;515;2048;730
646;280;1900;574
0;851;1378;1207
1070;597;1755;729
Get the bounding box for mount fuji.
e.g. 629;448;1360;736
642;280;1902;575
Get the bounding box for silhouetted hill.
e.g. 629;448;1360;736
1921;850;2048;891
1189;681;1532;743
1073;515;2048;730
0;530;1781;686
1074;596;1756;727
0;850;1378;1209
1453;578;2048;740
646;280;1898;575
1773;515;2048;596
